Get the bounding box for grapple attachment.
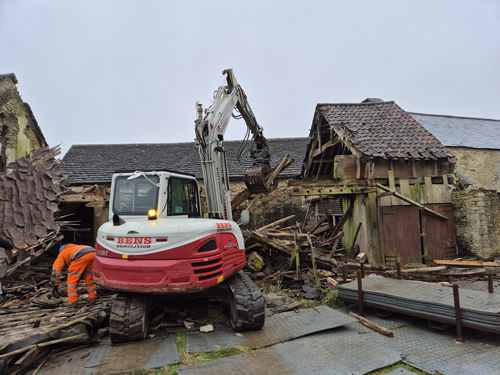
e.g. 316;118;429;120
243;164;277;193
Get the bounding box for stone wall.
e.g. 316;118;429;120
453;188;500;260
450;147;500;192
233;180;311;230
0;74;47;172
220;179;311;230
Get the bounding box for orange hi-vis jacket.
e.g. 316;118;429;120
51;244;96;302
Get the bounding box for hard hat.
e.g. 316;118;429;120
59;244;69;253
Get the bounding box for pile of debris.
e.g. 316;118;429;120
0;292;113;375
243;213;500;301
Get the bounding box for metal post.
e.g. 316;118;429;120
453;284;463;342
488;273;494;294
396;262;402;280
357;270;364;317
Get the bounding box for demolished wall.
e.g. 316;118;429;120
453;188;500;259
0;74;47;172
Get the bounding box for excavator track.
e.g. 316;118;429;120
109;293;149;343
225;271;265;331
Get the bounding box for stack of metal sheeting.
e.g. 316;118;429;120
338;275;500;333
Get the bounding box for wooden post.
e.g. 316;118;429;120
357;270;364;317
453;284;463;342
360;262;365;278
396;262;402;280
342;265;347;282
307;234;321;288
488;273;494;294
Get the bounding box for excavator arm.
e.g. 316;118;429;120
195;69;275;220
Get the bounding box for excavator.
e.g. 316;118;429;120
93;69;276;343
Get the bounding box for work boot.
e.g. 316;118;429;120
88;298;97;305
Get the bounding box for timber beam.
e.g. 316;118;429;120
291;186;375;196
375;183;448;220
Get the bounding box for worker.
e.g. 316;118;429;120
50;243;97;304
0;237;13;305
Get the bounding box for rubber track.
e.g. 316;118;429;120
226;271;265;331
109;293;148;343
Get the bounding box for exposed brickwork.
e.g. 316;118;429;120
450;147;500;192
453;188;500;259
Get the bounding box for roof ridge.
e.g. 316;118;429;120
410;112;500;122
69;137;310;148
317;101;395;106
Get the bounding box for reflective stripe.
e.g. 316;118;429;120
86;283;96;288
67;285;78;288
69;271;82;276
85;271;93;275
87;287;96;294
68;291;78;295
51;269;58;275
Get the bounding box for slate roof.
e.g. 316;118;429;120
410;113;500;150
317;101;455;161
61;138;309;185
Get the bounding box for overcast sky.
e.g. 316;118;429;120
1;1;499;157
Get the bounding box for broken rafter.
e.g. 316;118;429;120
256;215;296;233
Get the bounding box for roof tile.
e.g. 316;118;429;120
317;101;455;161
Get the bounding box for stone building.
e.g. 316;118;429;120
0;74;47;172
60;138;309;243
411;113;500;192
412;113;500;259
294;99;458;265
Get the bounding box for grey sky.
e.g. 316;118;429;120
1;1;499;156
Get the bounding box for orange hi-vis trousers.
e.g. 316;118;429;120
67;252;96;302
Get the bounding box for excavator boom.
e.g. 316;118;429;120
195;69;275;220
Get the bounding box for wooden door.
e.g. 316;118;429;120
421;204;457;260
379;205;422;265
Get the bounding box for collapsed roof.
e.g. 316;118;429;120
315;101;456;162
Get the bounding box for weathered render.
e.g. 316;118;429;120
295;99;457;265
0;73;47;172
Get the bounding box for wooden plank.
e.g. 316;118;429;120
348;311;394;337
291;186;374;197
387;170;400;205
376;184;448;220
329;233;342;258
307;234;321;288
256;215;296;232
346;222;362;259
424;176;434;203
434;260;499;267
399;179;411;206
387;266;446;274
0;334;86;359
